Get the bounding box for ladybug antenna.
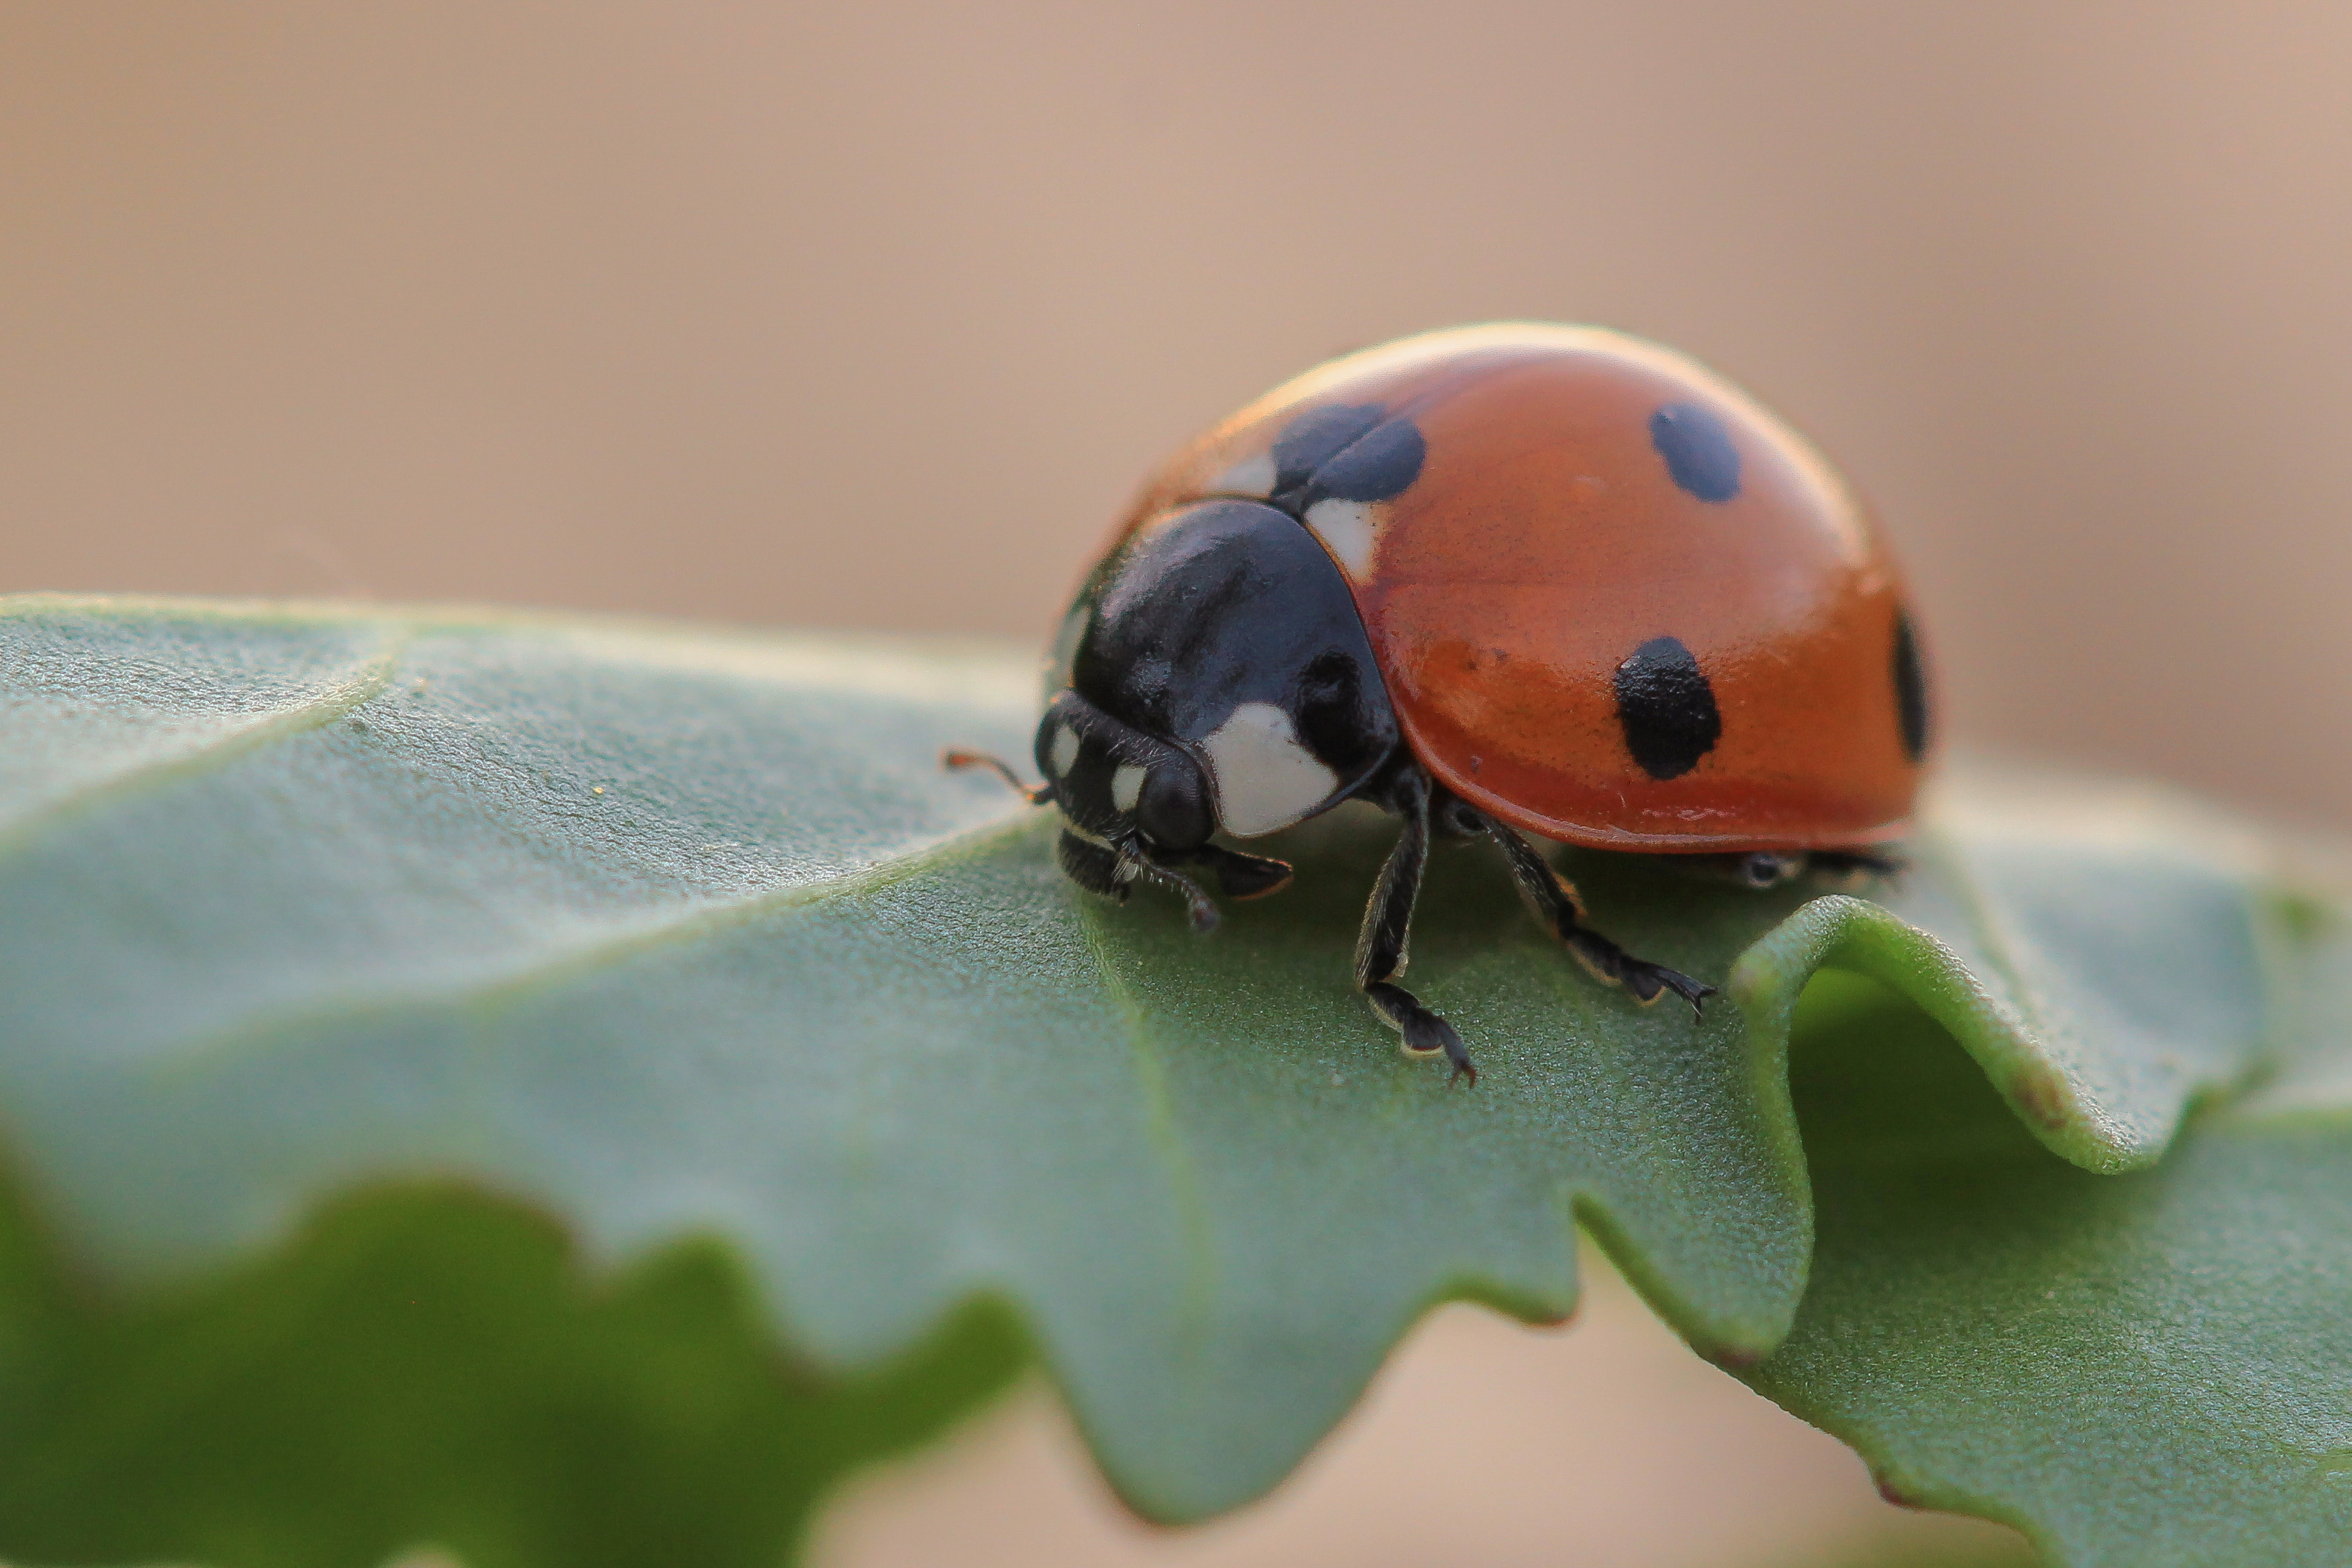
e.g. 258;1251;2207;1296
942;748;1053;806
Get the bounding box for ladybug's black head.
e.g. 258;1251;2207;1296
1042;498;1404;852
1034;689;1216;852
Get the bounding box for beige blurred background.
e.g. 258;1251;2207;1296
4;3;2343;1563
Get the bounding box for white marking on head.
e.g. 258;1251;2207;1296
1199;702;1339;838
1049;724;1081;777
1110;763;1147;813
1212;450;1277;497
1303;498;1378;578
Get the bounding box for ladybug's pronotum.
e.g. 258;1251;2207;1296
952;323;1928;1083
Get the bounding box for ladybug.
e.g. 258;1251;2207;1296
950;323;1928;1084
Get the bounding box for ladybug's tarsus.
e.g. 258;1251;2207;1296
1481;810;1714;1020
1367;982;1478;1086
1630;962;1716;1020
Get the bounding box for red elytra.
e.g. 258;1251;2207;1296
1109;323;1929;852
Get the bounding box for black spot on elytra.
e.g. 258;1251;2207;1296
1614;636;1722;780
1306;417;1425;505
1650;402;1741;503
1269;403;1426;511
1893;609;1930;760
1273;404;1386;495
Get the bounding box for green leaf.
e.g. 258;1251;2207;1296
0;594;2296;1555
1803;1535;2044;1568
1740;916;2352;1567
1737;771;2290;1176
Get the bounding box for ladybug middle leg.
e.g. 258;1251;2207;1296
1470;808;1715;1019
1356;769;1479;1085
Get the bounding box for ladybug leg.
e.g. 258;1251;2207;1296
1054;824;1222;932
1056;829;1130;903
1356;772;1477;1085
1481;819;1715;1020
1176;843;1295;901
1733;851;1805;889
1805;848;1905;881
1668;849;1902;890
1114;836;1223;934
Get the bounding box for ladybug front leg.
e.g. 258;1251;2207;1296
1114;837;1222;933
1056;829;1130;902
1055;824;1225;932
1168;842;1295;901
1480;818;1714;1019
1117;838;1292;927
1356;771;1478;1085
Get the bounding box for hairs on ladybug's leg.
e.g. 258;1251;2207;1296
1115;840;1222;933
1355;772;1477;1086
942;748;1053;806
1481;820;1715;1020
1057;826;1222;931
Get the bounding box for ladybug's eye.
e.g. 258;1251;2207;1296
1134;757;1214;851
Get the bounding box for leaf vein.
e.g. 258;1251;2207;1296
0;633;409;861
142;811;1043;1081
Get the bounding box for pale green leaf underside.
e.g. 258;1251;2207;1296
1743;939;2352;1567
1732;812;2352;1568
0;595;2288;1525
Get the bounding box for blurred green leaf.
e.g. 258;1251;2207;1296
0;1179;1021;1568
0;595;2300;1563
